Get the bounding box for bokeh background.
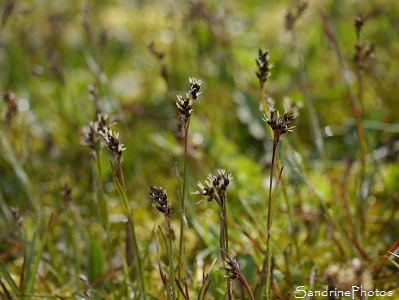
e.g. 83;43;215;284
1;0;398;298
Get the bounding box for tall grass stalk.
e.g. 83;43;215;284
111;158;146;299
220;192;232;300
175;77;203;283
94;145;108;232
150;186;176;298
178;118;190;282
263;109;296;299
318;8;368;240
194;169;237;299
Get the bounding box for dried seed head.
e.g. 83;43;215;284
81;121;99;149
176;94;193;121
61;183;73;203
98;126;126;157
149;186;171;216
353;17;376;70
264;109;297;143
194;168;233;206
189;77;203;100
285;0;308;31
3;91;18;126
256;48;274;88
224;255;240;280
354;16;364;38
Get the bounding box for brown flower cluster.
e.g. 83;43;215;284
176;77;203;122
194;168;233;207
149;186;171;217
265;109;297;144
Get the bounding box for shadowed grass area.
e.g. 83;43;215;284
1;0;399;299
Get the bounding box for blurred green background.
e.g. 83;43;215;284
1;0;399;298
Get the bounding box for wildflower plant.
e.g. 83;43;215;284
149;186;176;299
223;253;255;300
194;168;251;299
98;126;126;158
175;77;202;282
149;186;173;235
80;86;146;297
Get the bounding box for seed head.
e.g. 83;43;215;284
176;93;193;121
194;168;233;206
60;183;73;203
189;77;203;100
354;16;364;38
98;126;126;157
256;49;274;88
3;91;18;126
149;186;171;216
264;109;297;144
81;121;99;149
224;255;240;280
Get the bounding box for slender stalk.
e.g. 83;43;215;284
318;8;367;240
219;196;232;300
355;36;366;238
178;119;190;281
167;226;176;300
95;147;109;232
117;156;126;192
112;158;146;299
265;136;277;299
260;85;274;140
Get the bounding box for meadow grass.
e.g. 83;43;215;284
1;0;399;299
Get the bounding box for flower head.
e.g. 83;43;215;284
176;93;193;121
81;121;99;149
189;77;203;100
98;126;126;157
149;186;171;216
256;49;274;87
194;168;233;206
3;91;18;126
264;109;297;144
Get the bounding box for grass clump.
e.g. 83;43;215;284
1;1;399;299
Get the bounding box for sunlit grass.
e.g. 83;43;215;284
1;0;399;299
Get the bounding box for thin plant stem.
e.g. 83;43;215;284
220;196;232;300
260;84;274;140
355;34;366;238
94;147;115;292
112;158;146;299
265;136;277;300
95;147;109;232
117;156;126;192
178;119;190;282
318;8;367;241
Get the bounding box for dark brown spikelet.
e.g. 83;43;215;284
195;168;233;207
98;127;126;157
176;94;193;121
189;77;203;100
353;17;375;70
61;183;73;203
265;109;297;144
149;186;171;217
285;0;308;30
354;16;364;39
3;91;18;126
256;48;273;88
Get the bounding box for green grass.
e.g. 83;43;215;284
1;0;399;299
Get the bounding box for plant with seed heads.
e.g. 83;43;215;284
149;186;176;299
261;106;297;299
175;77;203;283
194;168;238;299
